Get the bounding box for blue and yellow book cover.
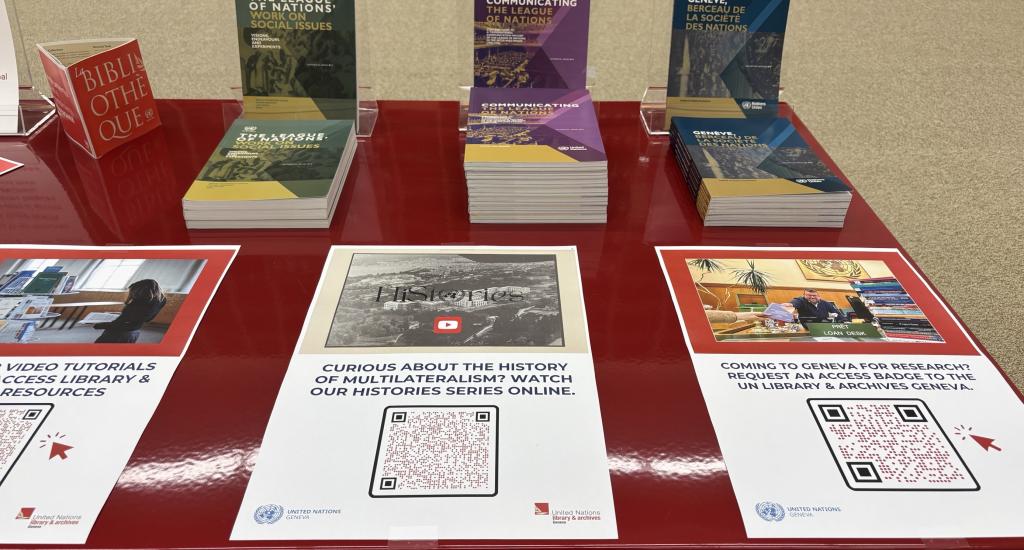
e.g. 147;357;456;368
672;116;848;198
665;0;790;126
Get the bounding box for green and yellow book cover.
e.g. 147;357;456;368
185;119;352;202
236;0;356;120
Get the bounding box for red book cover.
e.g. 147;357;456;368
37;39;161;158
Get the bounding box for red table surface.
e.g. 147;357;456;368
0;100;1020;550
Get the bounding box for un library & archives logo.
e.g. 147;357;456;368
253;503;284;525
755;501;785;522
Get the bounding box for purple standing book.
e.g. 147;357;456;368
473;0;590;89
465;87;606;165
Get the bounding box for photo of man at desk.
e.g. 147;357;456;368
686;257;944;343
0;257;205;344
790;289;847;324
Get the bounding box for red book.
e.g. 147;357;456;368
37;39;161;158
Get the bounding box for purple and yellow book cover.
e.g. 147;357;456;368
474;0;590;89
465;88;605;164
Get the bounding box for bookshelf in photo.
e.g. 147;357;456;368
849;277;941;342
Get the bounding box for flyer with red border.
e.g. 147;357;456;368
0;245;236;544
658;246;1024;539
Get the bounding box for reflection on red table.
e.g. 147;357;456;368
0;100;1018;549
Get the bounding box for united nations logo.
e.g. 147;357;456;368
755;501;786;522
253;504;284;525
741;100;752;109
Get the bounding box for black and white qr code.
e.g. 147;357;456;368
369;406;498;497
808;398;978;491
0;403;53;487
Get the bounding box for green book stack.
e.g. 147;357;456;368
182;119;357;229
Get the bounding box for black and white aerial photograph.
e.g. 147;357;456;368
326;253;564;347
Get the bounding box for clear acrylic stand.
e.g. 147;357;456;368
229;0;378;138
353;0;378;137
639;0;672;137
640;86;668;137
456;0;474;132
2;0;56;136
643;85;792;137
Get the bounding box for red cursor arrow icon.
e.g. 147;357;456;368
49;442;73;460
969;434;1002;452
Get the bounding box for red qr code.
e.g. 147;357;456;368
370;406;498;497
808;398;978;491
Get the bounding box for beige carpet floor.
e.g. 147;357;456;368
783;1;1024;389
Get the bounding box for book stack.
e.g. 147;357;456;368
670;116;852;227
182;119;356;229
851;277;942;342
464;88;607;224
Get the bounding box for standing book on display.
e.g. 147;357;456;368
0;270;35;295
236;0;357;120
473;0;590;89
20;270;67;295
665;0;790;125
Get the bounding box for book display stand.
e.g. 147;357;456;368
352;0;377;137
637;0;671;136
0;0;56;136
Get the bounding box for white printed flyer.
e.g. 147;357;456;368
0;245;236;544
657;246;1024;539
231;246;617;541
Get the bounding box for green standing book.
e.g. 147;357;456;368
22;272;67;295
236;0;357;119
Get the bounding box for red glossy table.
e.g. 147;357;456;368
0;100;1019;549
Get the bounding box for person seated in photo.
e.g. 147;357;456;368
94;279;167;343
790;289;847;324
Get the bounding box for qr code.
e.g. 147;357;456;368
369;406;498;497
0;403;53;487
808;398;978;491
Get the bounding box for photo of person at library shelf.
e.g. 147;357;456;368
687;258;945;343
0;257;206;344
